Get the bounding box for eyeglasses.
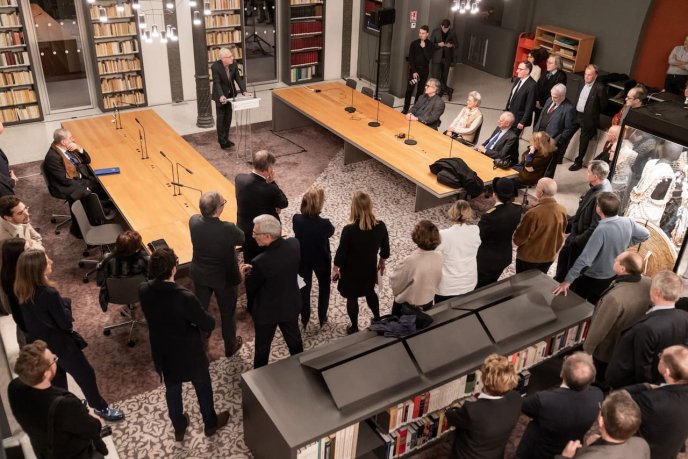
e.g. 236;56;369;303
221;199;227;206
46;355;58;370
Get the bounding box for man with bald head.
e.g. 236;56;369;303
517;352;603;459
535;83;578;178
583;251;651;383
513;177;568;274
210;47;250;149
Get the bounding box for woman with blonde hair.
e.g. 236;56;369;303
444;91;483;143
332;192;390;334
293;186;335;328
435;200;481;303
515;130;557;186
446;354;522;459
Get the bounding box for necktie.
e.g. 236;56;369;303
546;72;552;80
64;151;82;179
509;80;522;107
547;103;557;114
486;130;501;150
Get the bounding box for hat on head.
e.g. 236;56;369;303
493;177;516;201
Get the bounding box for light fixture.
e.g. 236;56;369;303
203;1;211;15
170;26;178;41
86;0;95;4
193;10;201;25
189;0;197;6
115;3;124;12
143;30;151;43
166;1;174;9
459;1;466;14
160;30;167;43
138;13;146;28
99;7;108;22
151;24;159;37
471;2;479;13
132;0;140;10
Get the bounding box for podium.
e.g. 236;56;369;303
231;95;261;160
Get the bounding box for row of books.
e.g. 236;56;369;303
0;69;32;85
290;20;322;35
208;46;243;61
377;411;451;459
204;14;240;28
0;87;35;106
557;48;576;58
97;57;141;74
0;12;20;27
103;90;144;109
93;22;136;38
0;30;23;47
0;104;39;122
290;0;323;4
538;32;555;42
95;40;138;57
89;3;133;20
291;35;322;51
206;30;242;45
297;423;358;459
290;50;319;66
292;4;323;18
290;65;316;82
0;0;17;6
208;0;240;9
0;50;28;67
100;74;143;93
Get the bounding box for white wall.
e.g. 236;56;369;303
176;0;198;101
349;0;361;78
323;0;342;80
139;0;173;105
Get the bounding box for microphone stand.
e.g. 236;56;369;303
368;98;381;127
159;151;177;195
345;86;356;113
449;135;455;157
175;162;194;193
171;181;202;198
404;118;417;145
135;118;149;159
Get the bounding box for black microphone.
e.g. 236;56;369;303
345;86;356;113
136;117;149;159
368;97;381;127
159;151;178;195
171;181;202;196
404;118;417;145
176;162;193;191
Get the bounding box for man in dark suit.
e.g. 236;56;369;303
241;215;303;368
517;352;603;459
624;344;688;459
476;111;519;165
536;83;579;178
505;60;537;135
606;271;688;388
429;19;458;99
189;191;245;358
139;247;229;441
405;77;445;130
536;55;567;121
569;64;608;171
0;122;16;197
235;150;288;264
402;25;434;114
210;47;250;149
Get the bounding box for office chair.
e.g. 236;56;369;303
40;161;71;235
82;192;115;225
361;87;374;98
380;93;395;108
469;122;483;147
71;200;123;283
345;78;357;89
103;274;147;347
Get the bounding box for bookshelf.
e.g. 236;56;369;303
533;25;594;73
280;0;325;85
242;271;594;459
0;0;42;125
205;0;244;82
85;0;147;112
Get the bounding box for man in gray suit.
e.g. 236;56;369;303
536;83;579;178
429;19;459;100
405;78;445;130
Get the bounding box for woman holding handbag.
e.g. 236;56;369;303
15;249;124;422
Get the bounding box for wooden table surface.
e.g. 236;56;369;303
273;82;515;198
62;109;237;264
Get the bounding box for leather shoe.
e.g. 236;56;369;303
225;336;243;358
401;109;408;115
346;325;359;335
220;141;235;149
568;162;583;171
174;413;190;442
205;410;229;437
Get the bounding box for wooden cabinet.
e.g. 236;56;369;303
512;32;536;77
533;25;594;73
280;0;325;85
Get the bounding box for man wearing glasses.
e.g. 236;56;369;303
8;340;110;458
505;60;537;135
0;195;43;250
405;78;446;130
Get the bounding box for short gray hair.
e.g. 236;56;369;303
551;83;566;97
252;150;276;172
219;47;233;58
561;352;596;391
651;270;683;302
53;128;70;144
550;55;563;70
199;191;223;218
500;111;515;126
537;177;557;196
468;91;481;105
589;160;610;181
253;214;281;239
426;78;440;89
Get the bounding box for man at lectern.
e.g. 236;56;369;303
210;47;251;150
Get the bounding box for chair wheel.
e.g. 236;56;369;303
50;217;57;223
104;330;111;336
55;230;60;235
82;276;89;283
127;341;136;347
83;251;90;257
78;261;85;268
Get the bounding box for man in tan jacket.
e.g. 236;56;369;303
513;177;567;274
0;196;43;250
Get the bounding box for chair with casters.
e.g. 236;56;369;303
71;200;123;283
102;274;147;347
361;87;374;98
345;78;357;89
40;161;71;235
380;93;395;108
82;192;116;225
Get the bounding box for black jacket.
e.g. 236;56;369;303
139;280;215;383
235;172;288;240
429;27;458;64
189;214;245;289
506;77;537;127
334;221;389;298
406;38;434;73
210;60;246;103
21;286;78;358
569;180;613;248
516;386;603;459
481;128;519;165
576;80;608;129
292;213;334;269
476;202;522;275
536;69;567;108
244;237;301;325
535;98;579;145
96;250;149;311
429;158;484;197
43;146;95;201
0;148;15;197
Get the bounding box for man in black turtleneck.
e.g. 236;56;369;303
402;25;434;114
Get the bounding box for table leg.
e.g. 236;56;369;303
343;142;370;165
272;97;315;132
414;185;459;212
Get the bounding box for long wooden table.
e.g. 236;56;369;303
272;82;515;211
62;110;237;265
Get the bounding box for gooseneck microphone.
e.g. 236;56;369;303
404;118;417;145
159;150;177;195
135;117;149;159
345;86;356;113
171;181;202;196
175;162;193;194
368;97;381;128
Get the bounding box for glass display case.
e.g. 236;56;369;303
609;101;688;277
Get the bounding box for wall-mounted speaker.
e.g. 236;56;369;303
373;8;396;27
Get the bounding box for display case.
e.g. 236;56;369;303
608;101;688;277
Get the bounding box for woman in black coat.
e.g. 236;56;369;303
332;192;390;334
293;187;335;328
96;229;149;311
1;237;26;344
15;249;123;421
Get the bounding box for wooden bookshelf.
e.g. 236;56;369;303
85;0;147;112
0;0;42;124
533;25;594;73
280;0;325;85
205;0;245;82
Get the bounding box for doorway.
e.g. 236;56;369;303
243;0;277;84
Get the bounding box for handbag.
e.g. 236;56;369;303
493;156;514;170
70;330;88;350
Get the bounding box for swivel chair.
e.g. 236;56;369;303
103;274;147;347
380;93;395;108
361;87;374;98
40;161;71;235
71;200;123;283
345;78;357;89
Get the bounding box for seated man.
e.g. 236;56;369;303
0;196;43;250
405;77;445;130
44;128;99;203
475;111;519;166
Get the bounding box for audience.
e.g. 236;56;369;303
429;19;458;99
594;125;621;164
189;191;245;357
476;178;522;288
606;270;688;388
0;122;17;197
506;60;537;134
96;230;149;312
536;55;567;120
535;83;578;178
405;77;445;130
569;64;608;172
332;192;390;334
390;220;442;314
513;177;567;274
611;84;646;126
8;340;109;458
517;352;603;459
444;91;483;143
475;111;519;166
0;196;43;250
514;131;557;186
0;238;26;346
139;247;228;441
15;249;123;421
293;186;335;328
557;391;649;459
445;354;522;459
582;252;651;383
624;344;688;459
664;35;688;95
554;192;650;304
435;200;480;303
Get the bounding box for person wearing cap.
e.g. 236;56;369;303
476;178;523;288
